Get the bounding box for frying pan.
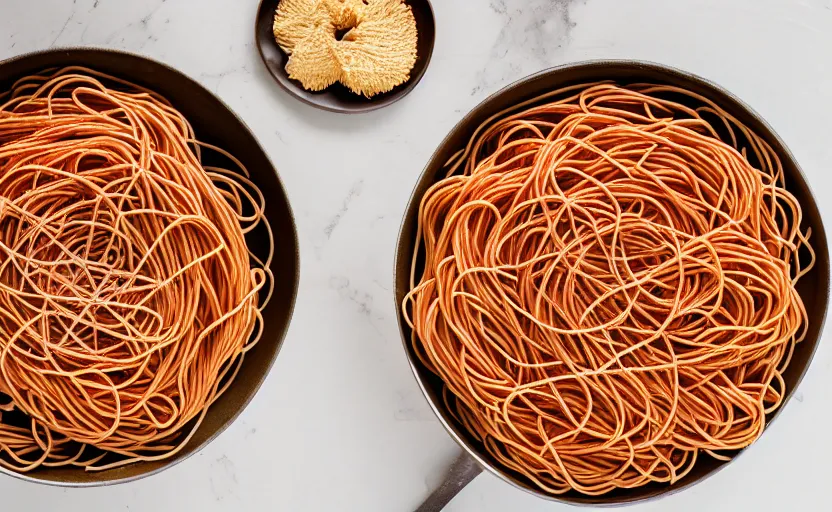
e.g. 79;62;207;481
394;60;830;510
0;48;299;486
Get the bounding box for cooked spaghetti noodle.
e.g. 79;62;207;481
403;82;813;495
0;68;273;472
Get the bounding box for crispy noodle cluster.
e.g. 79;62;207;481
273;0;418;97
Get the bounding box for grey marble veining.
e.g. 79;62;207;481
470;0;580;96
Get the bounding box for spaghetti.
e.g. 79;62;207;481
403;82;813;495
0;68;273;472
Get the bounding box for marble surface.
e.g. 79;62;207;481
1;0;832;510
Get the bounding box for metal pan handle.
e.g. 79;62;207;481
415;451;483;512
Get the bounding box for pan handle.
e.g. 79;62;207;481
415;451;483;512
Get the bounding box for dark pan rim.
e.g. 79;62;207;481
254;0;436;114
393;58;831;506
0;46;301;488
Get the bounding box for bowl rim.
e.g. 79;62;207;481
0;45;301;488
393;58;832;506
254;0;436;114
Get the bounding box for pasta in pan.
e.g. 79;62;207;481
0;68;273;472
404;82;813;495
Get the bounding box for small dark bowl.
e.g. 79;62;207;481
0;48;300;486
394;60;830;506
255;0;435;113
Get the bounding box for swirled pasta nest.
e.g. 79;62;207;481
273;0;418;97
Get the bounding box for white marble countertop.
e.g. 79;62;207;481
2;0;832;510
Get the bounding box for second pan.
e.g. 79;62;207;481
395;60;830;508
